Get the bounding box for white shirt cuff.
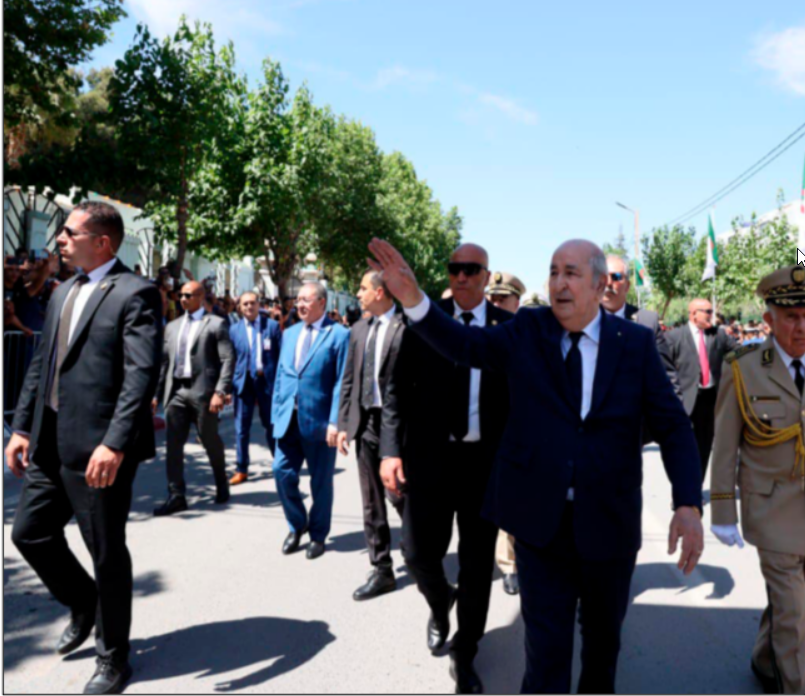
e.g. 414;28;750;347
403;294;431;323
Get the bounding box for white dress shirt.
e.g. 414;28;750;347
365;306;396;408
179;307;206;378
403;294;484;442
295;314;327;371
688;321;714;389
607;304;627;319
560;310;602;421
773;339;805;389
66;257;118;342
245;319;264;373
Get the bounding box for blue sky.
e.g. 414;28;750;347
86;0;805;292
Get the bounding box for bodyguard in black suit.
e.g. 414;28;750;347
6;202;162;695
379;244;513;694
666;299;736;481
369;237;704;694
337;271;406;601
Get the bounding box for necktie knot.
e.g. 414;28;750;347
76;274;89;285
460;312;474;326
569;332;584;348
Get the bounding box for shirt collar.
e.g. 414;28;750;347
187;307;206;322
377;305;396;324
80;257;118;283
453;298;486;324
689;321;702;336
306;314;327;331
564;309;602;345
607;304;627;319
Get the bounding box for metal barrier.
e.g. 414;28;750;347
4;331;42;428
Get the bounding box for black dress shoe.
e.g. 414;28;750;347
306;540;325;560
751;660;779;694
282;528;307;555
353;569;396;601
428;586;458;653
214;486;230;504
503;573;519;596
57;608;95;655
83;660;132;695
449;654;484;694
153;494;188;517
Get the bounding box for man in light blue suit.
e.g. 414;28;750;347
272;282;349;560
229;292;282;486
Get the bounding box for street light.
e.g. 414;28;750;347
616;202;641;307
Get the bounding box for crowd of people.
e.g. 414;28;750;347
4;199;805;695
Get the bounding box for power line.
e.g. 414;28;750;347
665;121;805;227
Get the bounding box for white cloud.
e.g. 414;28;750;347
126;0;286;39
373;65;439;90
476;92;539;126
753;26;805;96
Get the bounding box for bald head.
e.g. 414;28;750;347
549;239;608;331
180;281;205;313
688;298;713;330
448;243;491;310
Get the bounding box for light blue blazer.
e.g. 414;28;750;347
271;316;350;442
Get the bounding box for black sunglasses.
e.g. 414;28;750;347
448;262;487;277
178;292;197;299
609;272;626;282
56;225;102;240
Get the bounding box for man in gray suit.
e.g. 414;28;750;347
153;281;234;516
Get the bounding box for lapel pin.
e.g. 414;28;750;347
492;320;498;326
100;282;109;290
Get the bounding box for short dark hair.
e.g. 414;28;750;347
73;201;125;251
364;269;389;296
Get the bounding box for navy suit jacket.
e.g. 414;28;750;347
411;302;702;561
230;315;282;398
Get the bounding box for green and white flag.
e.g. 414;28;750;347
702;211;718;281
634;259;648;287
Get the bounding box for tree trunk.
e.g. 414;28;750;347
661;293;673;321
173;151;189;280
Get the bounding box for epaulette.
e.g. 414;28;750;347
725;343;760;363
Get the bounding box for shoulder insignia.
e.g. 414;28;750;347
725;344;761;363
762;348;773;366
710;492;736;502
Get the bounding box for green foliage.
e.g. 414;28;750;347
110;19;244;276
641;224;697;319
4;0;125;130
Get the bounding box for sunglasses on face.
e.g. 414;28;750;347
447;262;487;277
609;272;626;282
57;225;101;240
697;309;714;315
178;292;198;300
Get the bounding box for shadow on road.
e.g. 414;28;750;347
123;617;335;692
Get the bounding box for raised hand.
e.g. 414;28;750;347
367;238;424;308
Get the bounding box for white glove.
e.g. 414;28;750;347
711;524;745;548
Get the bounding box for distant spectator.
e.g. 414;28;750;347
344;305;362;327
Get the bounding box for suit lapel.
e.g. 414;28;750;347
589;310;625;417
768;347;800;401
64;262;125;359
379;313;402;371
355;319;369;378
540;309;576;414
625;304;638;322
191;314;211;352
45;276;81;362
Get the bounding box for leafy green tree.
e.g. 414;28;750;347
4;0;125;136
110;19;242;277
641;224;697;319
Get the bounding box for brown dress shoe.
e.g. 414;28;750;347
229;472;248;486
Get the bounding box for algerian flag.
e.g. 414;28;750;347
702;211;718;281
634;259;648;287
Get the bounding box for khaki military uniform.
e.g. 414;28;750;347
712;329;805;693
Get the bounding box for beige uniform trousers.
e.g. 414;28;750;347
495;530;516;574
752;548;805;694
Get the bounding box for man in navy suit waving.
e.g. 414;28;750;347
229;292;282;485
370;238;704;694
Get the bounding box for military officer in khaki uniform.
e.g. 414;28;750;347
486;271;526;596
711;266;805;695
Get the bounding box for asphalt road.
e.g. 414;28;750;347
3;417;766;694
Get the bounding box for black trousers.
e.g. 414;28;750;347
402;441;498;660
516;504;637;694
691;386;717;482
165;384;227;495
11;408;138;664
356;409;404;570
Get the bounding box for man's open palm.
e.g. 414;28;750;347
367;239;424;308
